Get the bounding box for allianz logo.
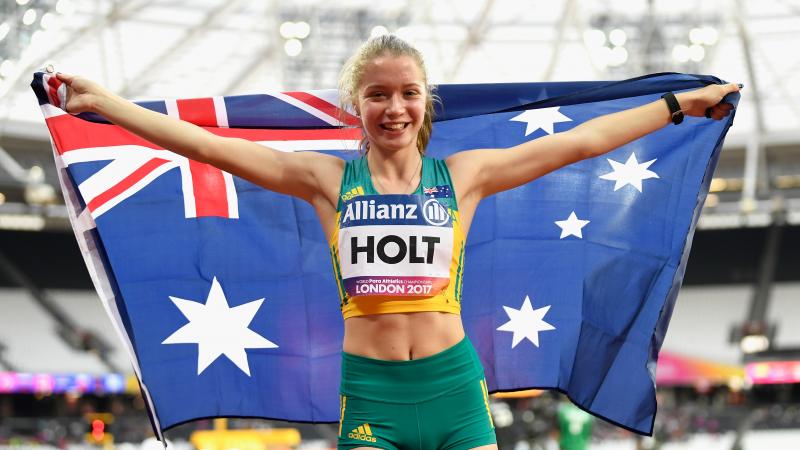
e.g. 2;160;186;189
342;198;449;226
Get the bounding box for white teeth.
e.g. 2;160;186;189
384;123;405;130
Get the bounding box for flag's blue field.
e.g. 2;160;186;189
31;72;738;436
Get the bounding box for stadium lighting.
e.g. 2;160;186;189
609;46;628;66
609;28;627;47
24;183;56;205
281;21;310;40
56;0;75;14
490;402;514;428
0;23;9;42
727;375;745;392
16;0;31;5
22;9;38;26
0;214;46;231
583;29;606;48
591;46;613;69
689;27;704;45
29;165;44;181
689;44;705;62
702;26;719;45
280;21;296;39
294;21;310;39
740;334;770;354
709;178;728;192
40;12;56;30
690;26;720;47
284;38;302;57
672;44;690;63
739;197;757;213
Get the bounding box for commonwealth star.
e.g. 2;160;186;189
162;277;277;376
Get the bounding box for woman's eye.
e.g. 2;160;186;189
405;91;419;96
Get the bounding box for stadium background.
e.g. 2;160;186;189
1;0;799;449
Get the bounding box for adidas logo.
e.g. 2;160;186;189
347;423;377;443
341;186;365;202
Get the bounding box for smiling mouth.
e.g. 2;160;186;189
380;123;409;131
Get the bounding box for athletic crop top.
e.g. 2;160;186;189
328;156;466;319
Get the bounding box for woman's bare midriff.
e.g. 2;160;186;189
343;311;465;360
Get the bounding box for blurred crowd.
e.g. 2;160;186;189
1;384;799;449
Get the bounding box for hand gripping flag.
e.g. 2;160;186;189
31;72;738;437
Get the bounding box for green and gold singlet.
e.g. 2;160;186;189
328;156;467;319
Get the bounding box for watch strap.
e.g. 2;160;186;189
661;92;684;125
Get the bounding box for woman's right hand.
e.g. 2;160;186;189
55;72;107;115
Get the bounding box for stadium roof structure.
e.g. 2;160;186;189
0;0;799;229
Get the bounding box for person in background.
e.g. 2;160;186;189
556;401;594;450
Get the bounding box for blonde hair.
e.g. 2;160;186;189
338;34;437;154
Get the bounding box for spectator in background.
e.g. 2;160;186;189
555;402;594;450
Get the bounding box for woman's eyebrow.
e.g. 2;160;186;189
362;81;423;90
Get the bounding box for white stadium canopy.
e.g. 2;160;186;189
0;0;799;228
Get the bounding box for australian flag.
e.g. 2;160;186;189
423;185;452;198
31;71;738;437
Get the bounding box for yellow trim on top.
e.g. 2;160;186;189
342;299;461;319
480;379;494;428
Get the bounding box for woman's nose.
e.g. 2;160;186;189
386;94;404;114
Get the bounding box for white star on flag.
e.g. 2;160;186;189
510;107;572;136
555;211;590;239
162;277;277;376
497;295;556;348
599;153;659;192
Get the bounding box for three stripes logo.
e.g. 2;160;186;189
348;423;377;443
341;186;365;202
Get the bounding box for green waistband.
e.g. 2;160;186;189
340;337;484;403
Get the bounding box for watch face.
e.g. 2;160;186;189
672;111;684;125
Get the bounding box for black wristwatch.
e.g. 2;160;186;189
661;92;684;125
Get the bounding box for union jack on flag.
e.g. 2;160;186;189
38;73;361;220
32;71;738;439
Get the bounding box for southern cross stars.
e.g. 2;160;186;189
510;107;572;136
162;277;277;376
599;153;659;192
555;211;590;239
497;295;556;348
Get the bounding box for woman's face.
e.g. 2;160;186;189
356;54;426;154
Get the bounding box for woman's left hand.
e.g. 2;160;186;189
677;83;741;120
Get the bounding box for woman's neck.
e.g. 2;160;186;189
366;148;423;194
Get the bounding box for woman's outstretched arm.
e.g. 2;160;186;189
447;83;740;203
55;73;343;206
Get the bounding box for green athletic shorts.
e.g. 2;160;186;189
337;337;496;450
